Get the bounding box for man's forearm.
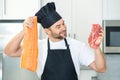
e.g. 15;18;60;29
94;47;106;72
4;30;25;57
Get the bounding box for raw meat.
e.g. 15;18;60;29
88;24;102;49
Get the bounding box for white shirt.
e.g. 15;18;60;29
49;39;67;49
36;37;95;80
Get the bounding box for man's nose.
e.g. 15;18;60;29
61;25;66;30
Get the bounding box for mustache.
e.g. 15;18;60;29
60;30;66;34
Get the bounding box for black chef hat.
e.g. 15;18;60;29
35;2;62;28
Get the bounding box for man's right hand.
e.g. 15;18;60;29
23;16;34;31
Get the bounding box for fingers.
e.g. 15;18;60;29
99;29;104;38
89;28;104;49
94;29;104;45
95;37;102;45
23;16;34;29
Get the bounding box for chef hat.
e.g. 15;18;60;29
35;2;62;28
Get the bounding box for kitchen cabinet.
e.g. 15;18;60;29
0;0;3;19
3;54;39;80
80;69;97;80
0;53;2;80
72;0;102;43
0;0;40;19
103;0;120;20
80;65;97;80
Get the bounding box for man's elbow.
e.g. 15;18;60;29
4;48;13;56
4;48;19;57
96;66;106;73
4;47;9;55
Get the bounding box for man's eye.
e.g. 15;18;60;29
56;25;60;29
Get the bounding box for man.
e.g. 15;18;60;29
4;2;106;80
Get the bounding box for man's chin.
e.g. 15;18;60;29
61;35;67;39
62;34;67;37
57;36;66;39
63;36;67;38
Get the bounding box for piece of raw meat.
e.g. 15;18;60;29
88;24;102;49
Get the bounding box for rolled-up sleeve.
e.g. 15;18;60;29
79;43;95;66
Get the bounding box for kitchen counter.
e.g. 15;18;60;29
80;65;91;70
0;51;3;54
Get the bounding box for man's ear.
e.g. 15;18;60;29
44;29;51;35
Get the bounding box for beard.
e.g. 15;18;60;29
51;30;67;39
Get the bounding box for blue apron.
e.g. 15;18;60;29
41;38;78;80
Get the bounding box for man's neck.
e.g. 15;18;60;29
49;37;65;42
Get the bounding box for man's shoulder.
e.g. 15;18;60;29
38;38;47;44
